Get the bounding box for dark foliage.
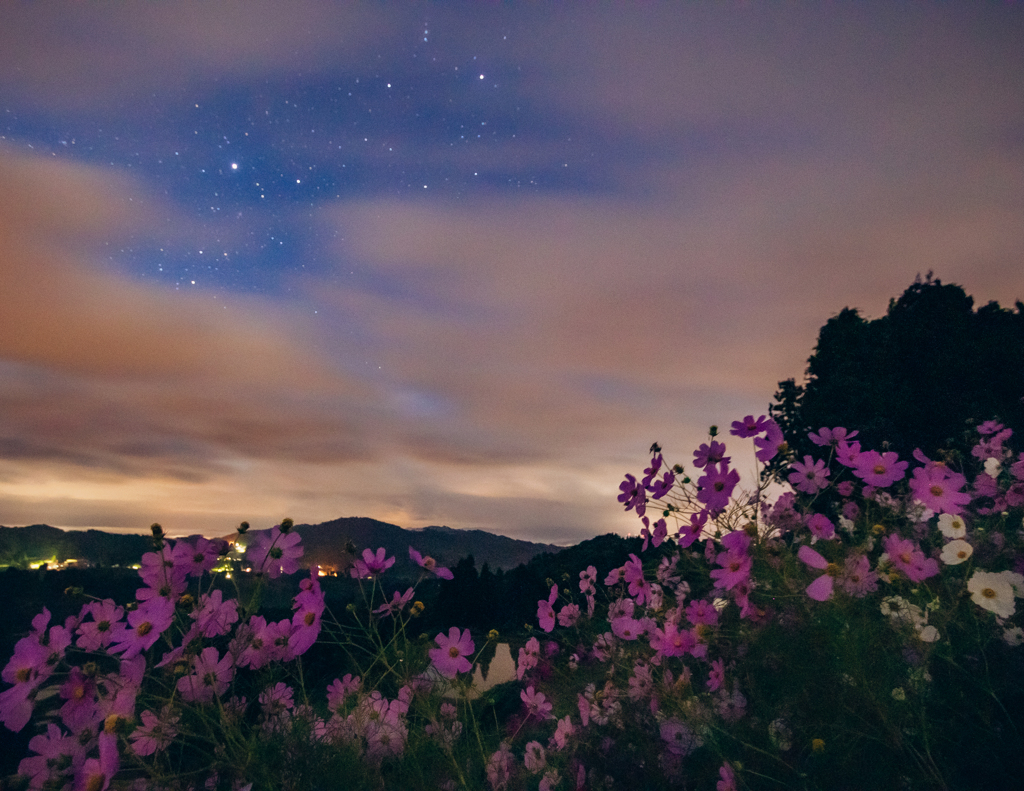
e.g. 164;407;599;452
770;274;1024;468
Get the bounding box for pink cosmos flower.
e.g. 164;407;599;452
909;465;971;514
552;715;575;750
130;707;179;756
429;627;474;678
172;536;224;578
640;517;668;550
710;532;752;591
373;587;414;617
883;534;940;582
808;426;858;447
610;615;644;641
557;603;581;628
110;596;174;659
578;566;597;595
75;599;127;652
797;545;835;601
839;554;879;597
852;450;908;488
730;414;769;438
648;471;675;499
290;573;326;655
351;547;395;578
707;658;726;692
537;584;558;632
617;473;647;517
247;526;304;578
409;547;454;579
677;509;708;548
753;420;786;462
193;590;239;638
641;453;664;488
74;731;118;791
693;440;730;469
517;637;541;681
649;623;697;658
697;462;740;512
717;762;738;791
806;513;836;541
978;419;1005;435
326;674;361;712
788;455;830;494
486;742;515;791
524;741;547;772
177;647;234;704
836;440;863;468
685;598;719;627
520;686;554;720
660;719;701;756
18;723;81;789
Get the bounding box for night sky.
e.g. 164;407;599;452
1;2;1023;544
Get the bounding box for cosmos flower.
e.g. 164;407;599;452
909;465;971;515
693;440;730;469
937;512;967;539
730;414;769;438
797;545;835;601
967;571;1016;618
246;526;304;579
882;534;939;583
351;547;395;579
408;546;454;580
429;627;474;678
788;455;830;494
852;450;908;488
940;539;973;566
807;426;858;447
697;462;740;512
754;420;786;462
537;584;558;632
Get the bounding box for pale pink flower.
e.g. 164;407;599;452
523;740;547;772
409;546;454;580
351;547;395;578
789;455;830;494
429;627;474;678
909;465;971;514
537;584;558;632
520;685;554;720
797;545;835;601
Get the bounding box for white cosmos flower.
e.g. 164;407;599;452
937;513;967;539
984;457;1002;477
940;539;973;566
967;571;1016;618
1000;570;1024;598
1003;626;1024;647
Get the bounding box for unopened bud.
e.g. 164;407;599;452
709;425;718;437
150;522;164;538
280;518;294;533
487;629;500;641
238;521;250;534
410;601;425;617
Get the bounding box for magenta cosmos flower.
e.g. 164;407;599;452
730;414;769;438
788;455;830;494
246;526;303;578
351;547;395;578
852;450;908;488
409;546;454;579
883;534;940;583
909;465;971;514
697;462;740;512
807;426;858;447
797;545;836;601
429;627;475;678
754;420;786;462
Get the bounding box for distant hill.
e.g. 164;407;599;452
0;524;151;568
293;517;561;575
0;519;561;573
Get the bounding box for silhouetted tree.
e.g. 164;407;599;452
770;275;1024;467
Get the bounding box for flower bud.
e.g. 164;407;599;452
487;629;500;641
150;522;164;539
238;521;250;535
280;517;294;533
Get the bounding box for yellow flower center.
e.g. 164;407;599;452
982;587;997;600
449;646;461;658
929;485;944;497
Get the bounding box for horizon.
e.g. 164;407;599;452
1;3;1023;546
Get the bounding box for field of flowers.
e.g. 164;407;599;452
2;415;1022;790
